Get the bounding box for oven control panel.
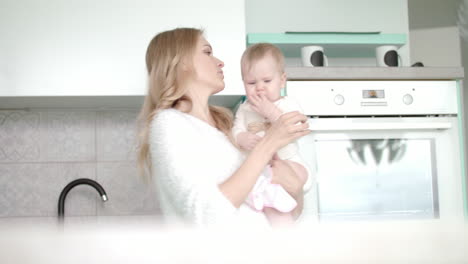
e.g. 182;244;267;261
286;80;458;116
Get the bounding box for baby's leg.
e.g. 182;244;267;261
285;160;308;185
263;207;295;227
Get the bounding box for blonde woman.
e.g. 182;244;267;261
138;28;310;226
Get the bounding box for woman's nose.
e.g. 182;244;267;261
216;57;224;68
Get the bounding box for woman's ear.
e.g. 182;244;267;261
178;55;191;72
180;61;189;72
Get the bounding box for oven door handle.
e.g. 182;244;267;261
310;122;452;131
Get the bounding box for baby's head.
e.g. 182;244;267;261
241;43;286;102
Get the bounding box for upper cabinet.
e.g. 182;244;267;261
245;0;411;67
0;0;246;98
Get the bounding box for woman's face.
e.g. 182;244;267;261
191;36;225;95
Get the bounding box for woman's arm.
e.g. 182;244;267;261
219;111;310;208
251;95;310;218
270;159;305;219
151;110;239;225
151;109;308;224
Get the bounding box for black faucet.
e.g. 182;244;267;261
58;178;108;221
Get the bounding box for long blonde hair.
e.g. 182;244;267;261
137;28;234;179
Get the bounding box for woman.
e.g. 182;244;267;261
137;28;310;226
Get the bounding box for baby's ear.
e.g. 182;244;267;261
281;72;287;87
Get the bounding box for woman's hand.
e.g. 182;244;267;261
260;111;310;152
237;132;262;151
248;94;282;122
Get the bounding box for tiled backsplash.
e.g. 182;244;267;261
0;109;159;218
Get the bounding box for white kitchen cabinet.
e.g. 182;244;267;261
0;0;246;100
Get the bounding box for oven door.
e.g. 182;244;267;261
299;117;465;221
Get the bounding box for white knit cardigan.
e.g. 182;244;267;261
150;109;270;226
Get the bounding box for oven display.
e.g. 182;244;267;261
363;90;385;99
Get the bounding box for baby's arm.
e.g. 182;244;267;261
233;103;262;151
237;132;262;151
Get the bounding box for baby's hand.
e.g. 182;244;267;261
237;132;262;151
248;94;282;122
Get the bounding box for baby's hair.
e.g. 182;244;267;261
241;43;285;79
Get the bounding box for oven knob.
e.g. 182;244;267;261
403;94;413;105
334;94;345;105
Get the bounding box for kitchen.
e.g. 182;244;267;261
1;0;468;262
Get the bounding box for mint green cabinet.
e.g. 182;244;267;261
247;32;406;58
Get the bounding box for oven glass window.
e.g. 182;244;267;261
315;138;438;220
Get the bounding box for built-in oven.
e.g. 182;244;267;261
287;80;467;221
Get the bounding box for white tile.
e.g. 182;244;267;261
0;111;41;162
0;216;57;228
97;162;159;216
0;163;97;217
41;111;96;162
96;110;139;162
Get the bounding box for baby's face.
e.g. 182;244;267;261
242;55;286;102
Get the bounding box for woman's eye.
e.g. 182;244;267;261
204;51;212;55
264;80;271;83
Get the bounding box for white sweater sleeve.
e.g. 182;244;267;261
150;110;238;226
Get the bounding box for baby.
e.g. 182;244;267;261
233;43;309;225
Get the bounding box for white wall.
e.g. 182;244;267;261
407;0;467;111
0;0;246;97
410;27;462;66
408;0;467;198
245;0;411;65
408;0;463;67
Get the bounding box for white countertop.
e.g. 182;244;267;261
1;67;463;109
286;67;464;80
1;218;467;264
